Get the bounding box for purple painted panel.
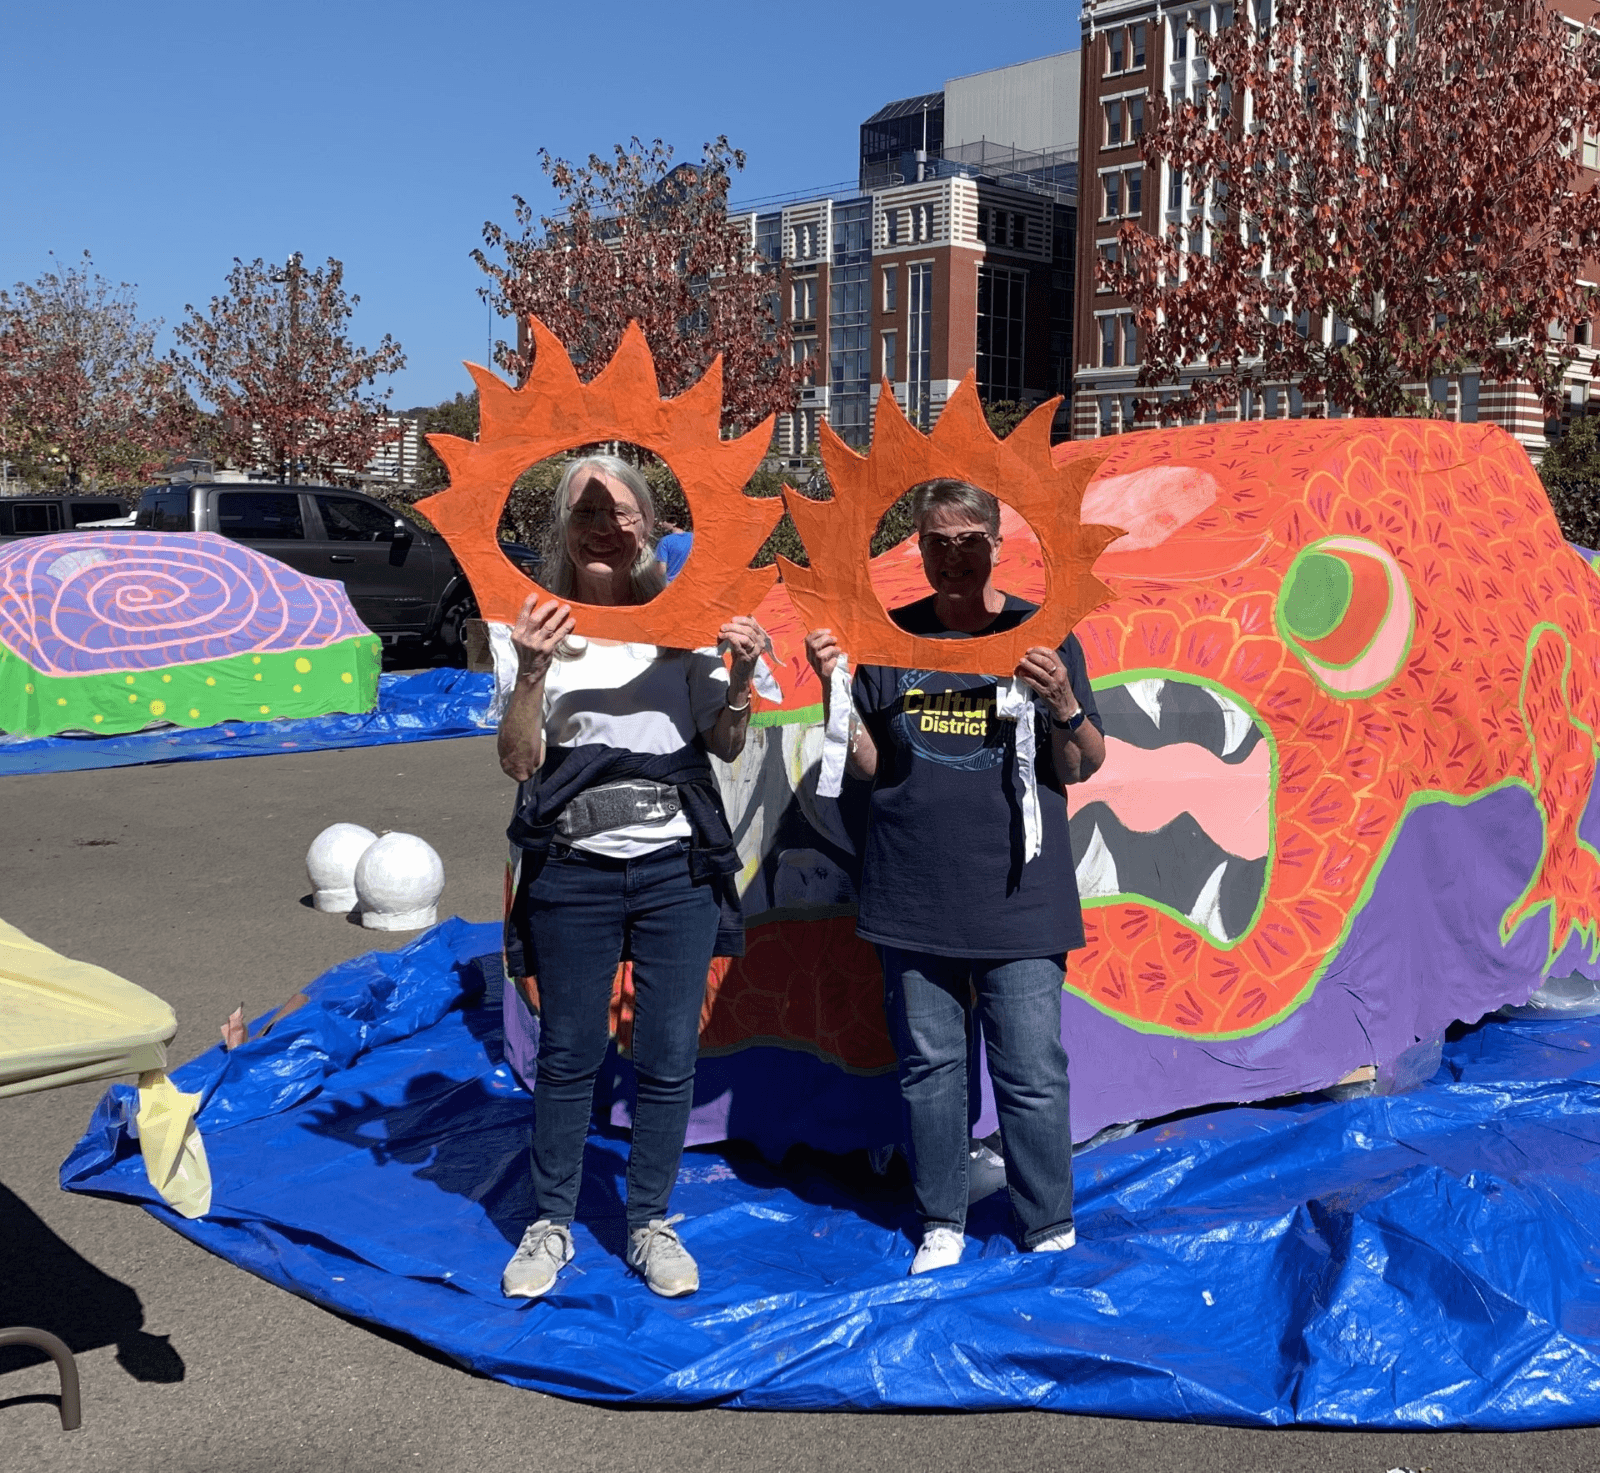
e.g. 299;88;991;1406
0;532;368;675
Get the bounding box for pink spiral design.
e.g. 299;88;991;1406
0;531;369;676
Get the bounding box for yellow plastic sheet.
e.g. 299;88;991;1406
0;917;210;1216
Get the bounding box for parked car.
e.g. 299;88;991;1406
0;493;133;541
132;481;539;657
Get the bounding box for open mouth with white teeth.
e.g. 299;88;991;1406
1067;676;1273;945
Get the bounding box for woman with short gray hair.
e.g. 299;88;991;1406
804;477;1106;1275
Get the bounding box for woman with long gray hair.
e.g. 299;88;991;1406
496;454;767;1302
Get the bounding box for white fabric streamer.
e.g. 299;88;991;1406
718;634;783;704
995;675;1043;863
751;654;783;705
486;622;519;725
816;655;853;799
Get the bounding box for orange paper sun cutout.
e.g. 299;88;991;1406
779;379;1121;675
415;316;784;645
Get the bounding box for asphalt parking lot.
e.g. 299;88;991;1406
2;736;1594;1472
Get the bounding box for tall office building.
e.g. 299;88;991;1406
734;51;1081;456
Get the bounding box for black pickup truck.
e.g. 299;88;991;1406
133;481;537;657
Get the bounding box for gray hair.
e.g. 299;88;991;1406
909;478;1001;539
541;454;668;604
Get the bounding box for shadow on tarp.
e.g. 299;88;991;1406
0;669;494;776
55;918;1600;1425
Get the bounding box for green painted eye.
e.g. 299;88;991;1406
1280;552;1351;644
1277;536;1414;697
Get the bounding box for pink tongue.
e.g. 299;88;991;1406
1066;737;1271;861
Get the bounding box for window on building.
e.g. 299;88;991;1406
1459;373;1480;423
882;330;898;380
793;222;818;260
1172;15;1188;59
1219;3;1235;28
793;337;817;386
913;202;934;242
756;214;782;267
1126;169;1142;215
1132;23;1146;66
1129;96;1145;139
1100;315;1118;367
1106;99;1124;146
1121;313;1139;365
883;266;898;312
1169;167;1184;211
886;208;901;246
1103;172;1121;218
1217;82;1233;121
907;263;934;429
977;265;1027;403
1578;319;1593;347
1109;28;1125;72
792;277;818;322
1097;241;1119;289
1585;133;1600;171
1100;397;1117;436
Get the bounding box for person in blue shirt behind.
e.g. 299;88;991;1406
803;478;1106;1275
654;518;693;581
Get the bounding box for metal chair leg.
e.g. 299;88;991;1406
0;1327;81;1430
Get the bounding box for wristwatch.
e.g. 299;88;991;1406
1051;705;1088;732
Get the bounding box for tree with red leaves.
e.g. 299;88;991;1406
474;137;801;437
173;254;406;484
0;253;183;488
1105;0;1600;420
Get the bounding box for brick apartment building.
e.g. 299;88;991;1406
731;52;1080;457
1071;0;1600;453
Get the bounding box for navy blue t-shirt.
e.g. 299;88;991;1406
851;594;1102;959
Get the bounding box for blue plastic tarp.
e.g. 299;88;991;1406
60;918;1600;1425
0;669;494;774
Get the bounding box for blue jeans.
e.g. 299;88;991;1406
879;947;1074;1248
521;840;719;1231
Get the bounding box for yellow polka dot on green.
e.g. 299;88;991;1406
341;672;353;684
149;700;166;716
93;714;103;724
295;657;312;673
206;676;216;686
56;698;67;706
254;673;263;682
293;684;302;693
125;675;135;685
128;694;138;703
252;655;261;664
259;705;270;714
161;673;172;683
189;708;200;719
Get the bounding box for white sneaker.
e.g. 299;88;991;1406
501;1219;574;1299
627;1214;700;1297
910;1226;966;1275
1033;1226;1076;1252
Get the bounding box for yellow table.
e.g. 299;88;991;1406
1;918;211;1431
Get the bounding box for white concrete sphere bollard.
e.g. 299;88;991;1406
305;823;378;913
354;832;445;931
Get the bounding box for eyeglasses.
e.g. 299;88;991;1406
918;532;992;556
570;505;643;530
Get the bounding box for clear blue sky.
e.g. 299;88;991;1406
4;0;1080;408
